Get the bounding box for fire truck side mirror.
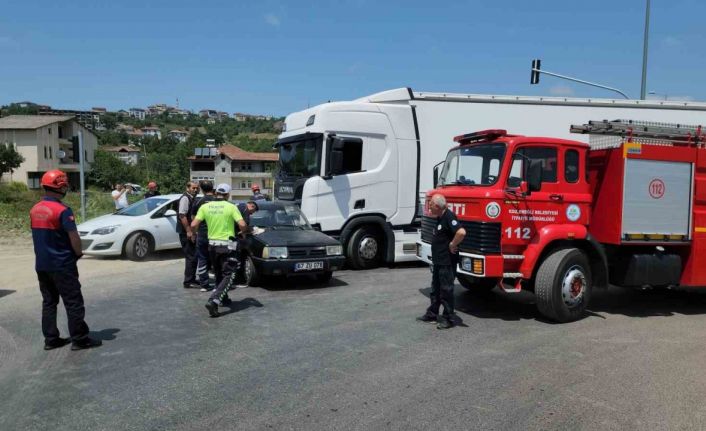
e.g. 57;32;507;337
527;160;543;193
433;165;440;188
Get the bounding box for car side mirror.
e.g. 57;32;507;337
527;160;543;193
164;209;177;217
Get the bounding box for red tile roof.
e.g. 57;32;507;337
219;145;278;161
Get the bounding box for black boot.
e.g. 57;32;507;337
71;337;103;350
205;300;219;317
44;337;70;351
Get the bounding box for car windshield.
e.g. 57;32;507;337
276;135;323;178
438;143;506;186
115;198;168;216
249;206;313;230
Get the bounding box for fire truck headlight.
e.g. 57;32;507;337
461;257;473;272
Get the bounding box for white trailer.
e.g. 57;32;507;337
275;88;706;269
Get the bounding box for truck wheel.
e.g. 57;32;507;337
125;232;152;261
535;248;592;323
245;256;261;287
346;226;382;269
457;274;496;293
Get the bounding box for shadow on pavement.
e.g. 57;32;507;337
218;297;263;316
0;289;16;300
90;328;120;341
261;275;349;291
422;282;706;323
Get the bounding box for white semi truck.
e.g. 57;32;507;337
275;88;706;269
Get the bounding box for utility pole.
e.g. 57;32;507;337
78;130;86;220
640;0;651;100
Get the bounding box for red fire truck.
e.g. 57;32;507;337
416;120;705;322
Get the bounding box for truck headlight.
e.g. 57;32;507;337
263;246;288;259
91;225;120;235
461;257;473;271
326;245;342;256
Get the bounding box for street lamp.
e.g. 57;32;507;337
648;91;668;101
640;0;651;100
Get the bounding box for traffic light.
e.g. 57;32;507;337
70;136;80;162
530;59;541;85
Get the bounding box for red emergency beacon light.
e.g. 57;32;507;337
453;129;507;144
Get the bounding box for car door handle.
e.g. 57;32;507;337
549;194;563;201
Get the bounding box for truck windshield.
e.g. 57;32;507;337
438;143;506;186
277;135;323;178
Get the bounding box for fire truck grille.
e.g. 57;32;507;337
421;216;501;254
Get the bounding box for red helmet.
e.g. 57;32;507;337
41;170;69;189
148;181;157;189
251;184;260;191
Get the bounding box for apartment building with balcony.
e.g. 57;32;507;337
189;145;278;200
103;145;141;165
0;115;98;189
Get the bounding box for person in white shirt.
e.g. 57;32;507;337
111;184;130;210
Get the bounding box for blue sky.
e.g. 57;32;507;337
1;0;705;116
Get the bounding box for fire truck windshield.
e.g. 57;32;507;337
438;143;506;186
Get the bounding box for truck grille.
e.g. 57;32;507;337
421;216;501;254
288;247;326;257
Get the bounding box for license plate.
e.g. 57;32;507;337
294;261;324;272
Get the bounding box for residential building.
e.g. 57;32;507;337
91;107;107;114
233;112;274;122
147;104;168;116
103;145;141;165
188;145;278;200
199;109;218;118
0;115;98;189
168;129;188;143
129;108;146;120
38;106;96;128
141;126;161;139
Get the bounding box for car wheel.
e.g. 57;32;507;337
245;256;261;287
346;225;382;269
125;232;152;261
316;271;333;284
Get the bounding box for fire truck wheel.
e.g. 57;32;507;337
346;225;382;269
457;274;496;293
535;248;592;323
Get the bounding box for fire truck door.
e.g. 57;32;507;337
504;146;565;244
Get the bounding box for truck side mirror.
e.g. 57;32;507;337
433;166;440;188
527;160;543;193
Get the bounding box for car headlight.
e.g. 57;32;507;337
262;246;288;259
326;245;342;256
91;225;120;235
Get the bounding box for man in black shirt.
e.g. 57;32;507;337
192;180;216;291
417;194;467;329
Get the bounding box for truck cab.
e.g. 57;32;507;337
418;129;596;322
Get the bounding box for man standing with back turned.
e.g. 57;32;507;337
177;181;199;289
417;194;467;330
30;170;102;350
191;184;249;317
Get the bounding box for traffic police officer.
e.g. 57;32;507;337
30;170;102;350
191;184;249;317
417;194;467;329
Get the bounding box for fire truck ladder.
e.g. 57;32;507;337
570;119;704;148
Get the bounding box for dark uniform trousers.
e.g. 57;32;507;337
208;245;242;304
427;264;456;319
37;265;89;342
195;234;211;288
179;233;198;286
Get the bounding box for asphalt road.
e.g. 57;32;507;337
1;255;706;430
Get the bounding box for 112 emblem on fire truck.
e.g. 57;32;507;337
566;204;581;222
485;202;501;219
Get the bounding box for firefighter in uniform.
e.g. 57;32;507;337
191;184;249;317
30;170;102;350
417;194;467;329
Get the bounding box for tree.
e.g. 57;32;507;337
88;149;139;189
0;144;25;176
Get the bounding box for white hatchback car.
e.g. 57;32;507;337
77;194;183;260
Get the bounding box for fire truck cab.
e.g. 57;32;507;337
417;120;704;322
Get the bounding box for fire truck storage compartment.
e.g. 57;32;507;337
610;252;682;287
621;158;693;239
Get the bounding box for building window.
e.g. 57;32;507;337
44;146;47;159
47;127;51;135
49;147;53;159
28;172;42;189
221;167;226;173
